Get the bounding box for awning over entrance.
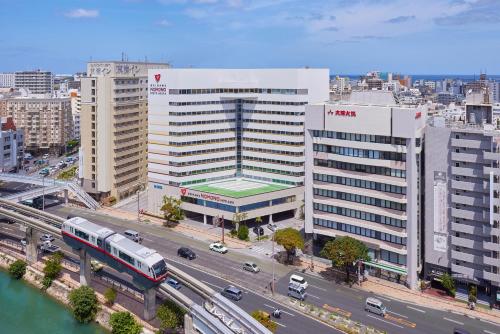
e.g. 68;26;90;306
364;260;407;276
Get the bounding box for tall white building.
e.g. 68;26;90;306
305;91;425;290
15;70;53;94
0;73;15;88
69;89;81;139
148;69;329;225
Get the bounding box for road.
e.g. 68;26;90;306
2;202;500;334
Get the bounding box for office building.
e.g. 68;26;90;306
5;97;70;154
0;73;15;88
15;70;54;94
305;91;425;290
147;68;329;225
424;90;500;307
80;61;169;201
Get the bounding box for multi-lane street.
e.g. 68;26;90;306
1;203;499;334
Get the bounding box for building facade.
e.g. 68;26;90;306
69;90;81;139
0;117;23;172
0;73;15;88
6;97;72;154
147;69;329;225
15;70;53;94
80;61;169;201
305;91;425;290
424;92;500;306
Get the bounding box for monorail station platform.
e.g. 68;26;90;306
148;178;303;224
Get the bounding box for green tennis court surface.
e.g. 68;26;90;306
189;178;289;198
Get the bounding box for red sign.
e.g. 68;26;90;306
328;109;357;117
415;111;422;119
180;188;187;196
154;73;161;83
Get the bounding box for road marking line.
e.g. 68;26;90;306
310;285;327;292
323;304;351;318
480;319;500;328
274;321;286;328
484;330;497;334
387;311;408;318
142;238;153;242
406;306;426;313
307;293;321;299
376;296;392;302
443;317;464;326
263;304;295;317
366;314;404;329
384;314;416;328
201;280;224;290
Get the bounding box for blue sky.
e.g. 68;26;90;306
1;0;500;74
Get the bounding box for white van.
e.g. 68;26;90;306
364;297;386;316
289;274;308;289
288;283;307;301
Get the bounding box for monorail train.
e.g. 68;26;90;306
62;217;168;283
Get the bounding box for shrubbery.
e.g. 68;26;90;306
42;252;63;289
8;260;27;279
237;224;249;240
68;285;99;323
104;287;117;306
157;299;186;331
110;311;142;334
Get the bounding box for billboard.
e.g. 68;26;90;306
324;104;392;136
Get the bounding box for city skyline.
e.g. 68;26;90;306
1;0;500;74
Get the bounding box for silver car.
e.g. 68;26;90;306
243;262;260;273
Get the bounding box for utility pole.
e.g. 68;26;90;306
272;230;275;295
42;175;45;211
221;215;225;244
137;188;140;224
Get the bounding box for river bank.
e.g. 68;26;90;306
0;249;156;334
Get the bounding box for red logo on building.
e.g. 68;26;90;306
180;188;187;196
328;110;357;117
415;111;422;119
154;74;161;83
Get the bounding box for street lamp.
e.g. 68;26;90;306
271;229;275;295
136;184;144;224
42;174;45;211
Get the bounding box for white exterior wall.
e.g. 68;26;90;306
0;73;15;88
147;68;329;214
305;96;425;289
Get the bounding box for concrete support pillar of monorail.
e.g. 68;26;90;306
79;248;91;286
25;227;38;263
64;189;69;204
203;214;207;225
184;313;194;334
143;288;157;321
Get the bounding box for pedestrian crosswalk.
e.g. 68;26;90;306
249;245;273;257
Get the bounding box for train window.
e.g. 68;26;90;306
137;262;141;268
118;251;135;266
91;236;96;244
70;227;74;233
75;229;89;241
97;239;102;248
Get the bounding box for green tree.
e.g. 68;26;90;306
110;311;142;334
42;252;63;289
441;273;456;297
157;299;186;330
104;287;117;306
255;216;263;240
237;224;249;240
251;310;277;333
8;259;27;279
160;196;184;225
469;285;477;303
68;286;99;324
232;212;248;231
320;236;369;283
274;227;304;264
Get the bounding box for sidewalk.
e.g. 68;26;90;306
98;207;250;249
302;256;500;325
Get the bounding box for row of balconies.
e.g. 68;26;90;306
451;263;500;283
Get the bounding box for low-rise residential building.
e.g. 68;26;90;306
305;91;425;290
0;117;24;172
424;91;500;307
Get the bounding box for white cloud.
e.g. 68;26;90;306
184;7;209;18
156;19;172;26
65;8;99;18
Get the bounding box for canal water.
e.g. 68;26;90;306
0;269;106;334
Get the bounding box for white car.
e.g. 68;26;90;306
209;242;228;254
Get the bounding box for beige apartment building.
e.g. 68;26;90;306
80;61;169;201
5;97;72;153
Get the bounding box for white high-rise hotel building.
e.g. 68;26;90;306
148;69;329;224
